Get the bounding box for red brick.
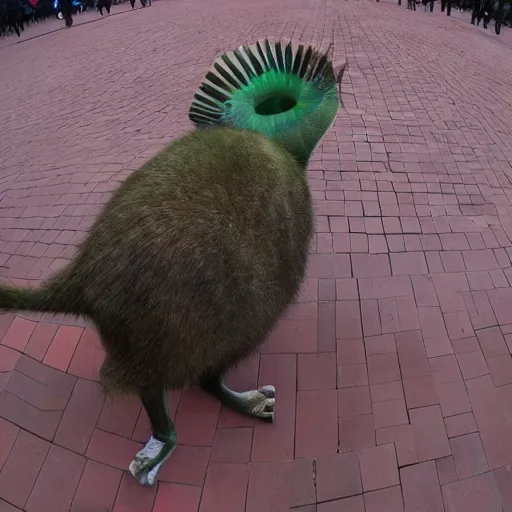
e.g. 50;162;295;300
493;464;512;512
437;380;472;417
457;348;490;380
462;249;499;271
338;363;368;388
429;355;463;385
418;307;454;358
396;296;420;331
252;354;296;462
338;386;372;417
24;322;58;361
395;331;430;379
487;354;512;386
376;424;418;467
54;378;104;453
476;326;508;358
337;338;365;366
464;291;497;330
0;389;63;440
0;419;18;471
359;276;413;300
318;302;336;352
174;387;221;447
97;395;141;438
360;299;381;338
401;461;444;512
246;461;289;512
25;445;85;512
352;254;390;278
199;463;249;512
466;375;512;469
86;429;142;470
0;314;15;341
373;398;408;429
298;278;319;303
370;381;403;403
0;499;22;512
365;333;396;356
317;496;364;512
298;352;337;390
265;316;317;353
440;251;466;272
315;452;362;502
360;443;399;492
289;458;316;508
68;327;104;381
1;317;37;351
390;252;428;275
410;405;451;461
452;336;481;354
296;389;338;457
211;427;252;463
6;367;73;410
339;414;375;452
153;483;201;512
369;234;389;254
70;460;122;512
0;430;50;508
450;433;489;479
411;275;438;307
43;325;83;372
467;271;494;291
442;473;502;512
157;445;210;486
368;353;400;385
444;310;475;340
307;254;351;278
113;472;156;512
403;375;439;408
436;456;458;485
15;354;76;389
364;485;404;512
445;412;478;438
319;279;336;301
378;298;400;334
336;278;358;300
0;345;20;372
336;300;363;339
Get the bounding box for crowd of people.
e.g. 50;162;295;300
0;0;148;36
396;0;511;34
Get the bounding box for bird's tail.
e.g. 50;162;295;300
188;38;346;166
0;272;81;316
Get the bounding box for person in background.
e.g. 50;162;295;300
59;0;72;26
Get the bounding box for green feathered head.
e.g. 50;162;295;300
189;39;346;166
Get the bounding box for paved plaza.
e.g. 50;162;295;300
1;0;512;510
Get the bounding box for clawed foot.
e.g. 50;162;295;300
235;385;276;421
128;435;176;486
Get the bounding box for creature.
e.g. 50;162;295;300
0;39;345;486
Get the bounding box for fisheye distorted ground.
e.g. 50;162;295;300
1;1;512;510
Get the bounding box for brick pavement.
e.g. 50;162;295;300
1;0;512;510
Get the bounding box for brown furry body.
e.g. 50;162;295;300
7;127;313;394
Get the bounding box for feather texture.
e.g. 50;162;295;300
189;39;343;165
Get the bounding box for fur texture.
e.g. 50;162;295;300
0;127;313;395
